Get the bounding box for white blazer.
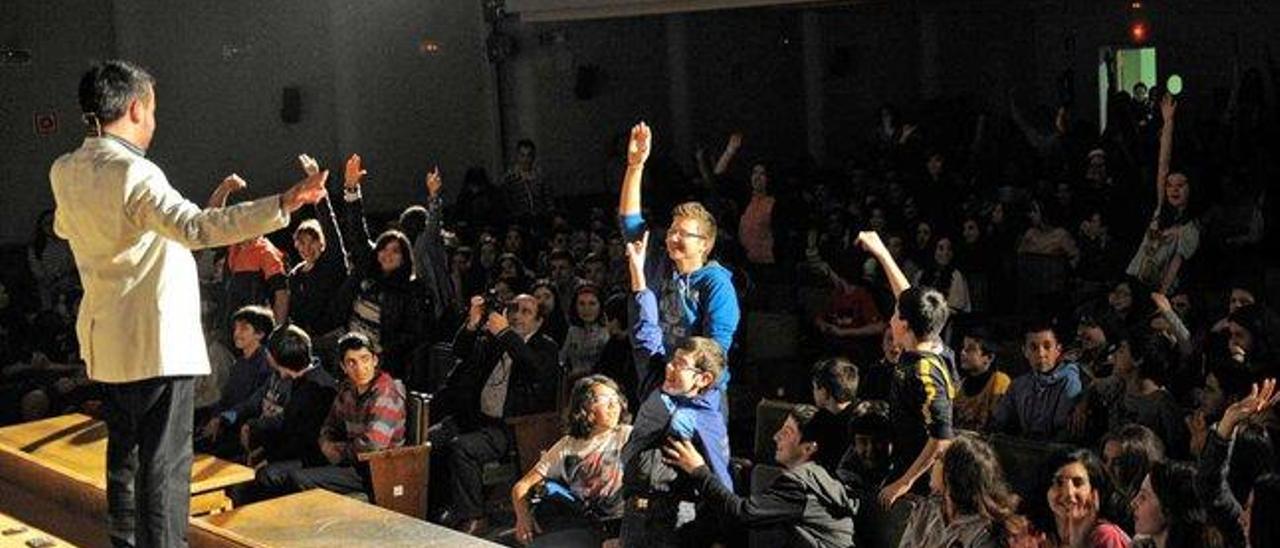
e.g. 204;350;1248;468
50;137;291;383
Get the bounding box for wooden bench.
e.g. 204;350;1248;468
190;489;501;547
0;414;255;546
0;510;75;548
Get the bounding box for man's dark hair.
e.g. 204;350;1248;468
896;286;949;339
337;332;376;358
231;305;275;336
78;60;154;125
268;325;313;372
810;357;859;404
790;403;823;444
517;139;536;154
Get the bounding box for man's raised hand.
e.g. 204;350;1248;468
344;153;367;189
628;122;652;167
298;154;320;176
282;169;330;213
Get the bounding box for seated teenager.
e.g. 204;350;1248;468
991;322;1083;441
197;305;274;458
808;357;859;473
663;404;858;548
1075;332;1188;455
835;401;894;548
254;332;405;497
619;232;730;548
954;327;1010;431
232;325;339;503
511;375;633;547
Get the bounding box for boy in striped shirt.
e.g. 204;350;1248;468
257;332;405;496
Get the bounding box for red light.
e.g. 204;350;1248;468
1130;22;1147;43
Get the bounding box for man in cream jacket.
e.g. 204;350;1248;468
50;60;328;547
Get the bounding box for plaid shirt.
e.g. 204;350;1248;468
321;371;406;463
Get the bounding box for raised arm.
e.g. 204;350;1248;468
855;231;911;298
207;174;247;209
125;162;328;251
339;154;375;270
626;232;664;361
713;132;742;176
1154;95;1177;212
299;154;350;272
618;122;651;223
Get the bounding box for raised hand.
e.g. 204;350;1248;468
219;173;248;194
298;154;320;176
282;169;330;213
426;166;443;198
855;231;888;257
626;231;649;291
726;132;743;152
1218;379;1280;438
1151;292;1173;313
344;153;367;188
627;122;652;167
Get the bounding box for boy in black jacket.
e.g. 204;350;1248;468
234;325;338;504
664;404;857;548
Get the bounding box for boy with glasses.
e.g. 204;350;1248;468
618;232;731;547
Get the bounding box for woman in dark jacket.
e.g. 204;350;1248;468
333;154;428;379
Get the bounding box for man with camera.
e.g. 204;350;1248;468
430;293;560;535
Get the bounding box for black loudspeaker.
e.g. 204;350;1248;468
281;86;301;124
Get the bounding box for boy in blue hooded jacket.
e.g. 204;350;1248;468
618;230;732;548
616;122;740;397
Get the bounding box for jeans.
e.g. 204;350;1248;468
103;376;194;548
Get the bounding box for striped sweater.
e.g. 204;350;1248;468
321;371;406;463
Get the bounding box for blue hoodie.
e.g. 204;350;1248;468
622;288;733;494
620;213;740;388
990;361;1083;441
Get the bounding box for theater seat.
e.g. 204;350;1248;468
354;391;434;519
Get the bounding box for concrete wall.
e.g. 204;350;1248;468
0;0;117;243
2;0;496;244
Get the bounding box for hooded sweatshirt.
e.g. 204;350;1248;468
620;213;740;388
621;288;732;496
990;361;1083;440
691;460;857;548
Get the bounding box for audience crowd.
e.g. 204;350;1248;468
5;63;1280;548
